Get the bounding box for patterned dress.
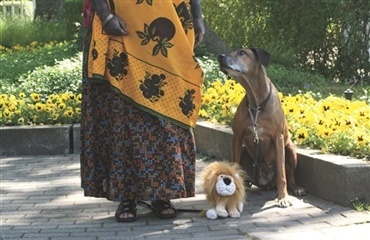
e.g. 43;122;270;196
80;0;204;202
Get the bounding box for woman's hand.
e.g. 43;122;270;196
90;0;128;36
103;14;128;36
193;17;205;48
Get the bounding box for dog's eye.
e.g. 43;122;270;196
239;50;247;56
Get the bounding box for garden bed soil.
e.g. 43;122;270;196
1;121;369;207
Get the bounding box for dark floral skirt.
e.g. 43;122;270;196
80;79;196;202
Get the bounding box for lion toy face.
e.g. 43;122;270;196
202;161;247;220
216;174;236;196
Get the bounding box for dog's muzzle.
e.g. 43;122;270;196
218;54;230;74
218;54;240;78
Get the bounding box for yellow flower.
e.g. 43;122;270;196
8;104;16;112
52;114;59;121
44;106;51;113
19;93;26;98
48;94;56;101
35;103;44;111
0;94;7;100
77;94;82;102
30;93;41;102
58;103;66;110
4;108;11;117
30;41;38;48
316;125;331;138
0;45;7;51
17;100;26;107
17;117;25;125
64;109;74;118
12;44;22;51
61;93;69;101
295;127;309;143
199;109;208;117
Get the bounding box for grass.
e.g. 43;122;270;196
0;17;76;48
351;196;370;212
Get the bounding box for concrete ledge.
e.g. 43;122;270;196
0;125;72;156
1;121;369;206
295;148;370;207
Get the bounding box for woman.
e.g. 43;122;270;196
81;0;205;222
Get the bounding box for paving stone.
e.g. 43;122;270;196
1;154;369;240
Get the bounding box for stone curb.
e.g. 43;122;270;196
1;121;369;207
0;125;72;156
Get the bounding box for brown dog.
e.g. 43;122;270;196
218;48;305;207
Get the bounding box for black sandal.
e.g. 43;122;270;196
115;200;137;222
151;200;177;219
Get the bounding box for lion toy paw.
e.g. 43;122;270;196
202;161;247;220
206;208;218;220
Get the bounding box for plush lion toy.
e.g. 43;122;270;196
202;161;247;220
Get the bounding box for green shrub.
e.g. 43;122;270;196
0;41;80;84
5;53;82;98
0;17;77;47
197;55;225;87
201;0;370;84
266;64;327;95
197;55;328;96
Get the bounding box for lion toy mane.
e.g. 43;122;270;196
202;161;247;220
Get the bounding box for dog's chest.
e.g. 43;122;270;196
243;124;272;148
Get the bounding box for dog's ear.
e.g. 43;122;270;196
250;48;271;67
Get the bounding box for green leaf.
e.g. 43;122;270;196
136;31;148;39
152;44;161;56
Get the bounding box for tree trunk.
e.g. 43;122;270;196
34;0;64;20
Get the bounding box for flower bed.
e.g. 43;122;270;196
0;92;81;126
1;76;369;159
200;79;370;159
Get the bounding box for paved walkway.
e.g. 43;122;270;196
1;154;369;240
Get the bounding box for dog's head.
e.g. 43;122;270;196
218;48;270;79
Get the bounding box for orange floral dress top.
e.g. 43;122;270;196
85;0;204;129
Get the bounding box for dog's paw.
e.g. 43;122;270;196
277;197;292;208
293;187;306;196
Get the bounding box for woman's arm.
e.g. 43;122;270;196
190;0;205;47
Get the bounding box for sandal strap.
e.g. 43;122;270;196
115;200;137;217
151;200;177;213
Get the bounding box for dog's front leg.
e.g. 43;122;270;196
232;132;243;164
275;134;292;208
